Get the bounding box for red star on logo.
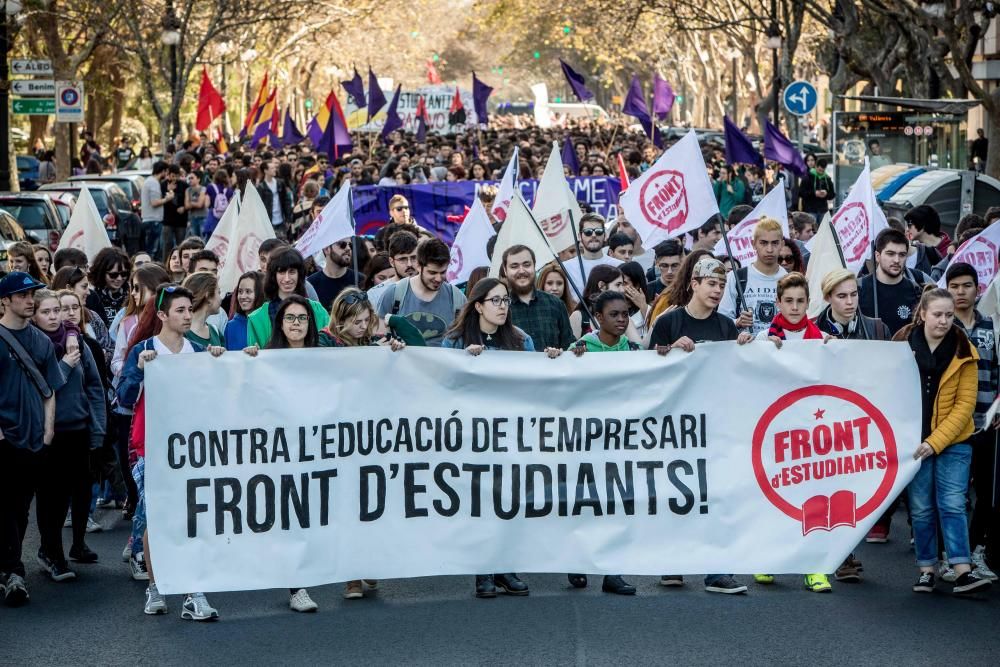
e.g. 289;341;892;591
813;408;826;420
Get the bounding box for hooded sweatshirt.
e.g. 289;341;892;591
571;332;639;352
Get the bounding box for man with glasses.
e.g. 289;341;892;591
387;194;413;226
563;212;623;298
307;239;360;310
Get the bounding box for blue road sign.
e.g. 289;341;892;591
783;81;817;116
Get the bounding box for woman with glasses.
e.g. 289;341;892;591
86;247;130;329
246;247;330;347
778;238;805;274
51;264;113;364
443;277;537;598
321;287;408;350
225;271;264;351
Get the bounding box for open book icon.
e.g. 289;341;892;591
801;490;857;535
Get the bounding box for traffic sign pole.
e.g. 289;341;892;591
1;14;9;190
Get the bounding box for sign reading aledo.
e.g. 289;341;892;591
12;98;55;115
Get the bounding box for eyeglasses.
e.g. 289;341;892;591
283;313;311;323
581;228;605;237
156;285;179;310
483;296;512;307
63;304;81;313
107;271;127;279
342;292;368;305
778;255;795;264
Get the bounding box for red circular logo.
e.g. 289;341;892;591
237;233;264;273
539;212;568;239
751;384;898;535
831;202;870;265
447;246;463;282
639;169;689;233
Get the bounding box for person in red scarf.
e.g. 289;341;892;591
756;272;828;345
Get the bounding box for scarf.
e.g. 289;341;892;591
768;313;824;340
41;321;81;357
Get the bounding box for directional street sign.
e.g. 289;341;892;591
11;59;53;76
11;80;55;97
12;98;55;115
783;80;818;116
56;81;84;123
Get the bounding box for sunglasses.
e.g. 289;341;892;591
778;255;795;263
283;313;311;323
581;228;605;237
342;292;368;305
156;284;179;310
393;206;410;212
483;296;511;307
107;271;127;279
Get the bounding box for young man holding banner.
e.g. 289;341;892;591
859;229;922;339
718;218;786;336
503;245;575;353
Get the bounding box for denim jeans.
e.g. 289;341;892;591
130;457;146;555
143;220;162;259
908;443;973;567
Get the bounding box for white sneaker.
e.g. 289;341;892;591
939;562;957;583
85;517;103;533
129;552;149;581
181;593;219;621
289;588;318;613
144;584;168;615
122;541;132;563
973;545;998;581
63;513;72;528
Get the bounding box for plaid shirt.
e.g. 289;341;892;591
510;289;575;351
960;310;998;428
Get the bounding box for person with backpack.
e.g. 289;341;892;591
375;238;466;347
203;169;234;239
0;272;64;606
718;218;787;336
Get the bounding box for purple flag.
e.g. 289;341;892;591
562;136;580;176
724;116;763;168
367;67;387;121
281;107;304;148
341;68;366;110
764;120;807;176
652;74;674;120
559;60;594;102
472;73;493;125
622;75;663;149
381;85;403;140
317;93;353;159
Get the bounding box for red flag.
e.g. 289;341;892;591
449;87;464;114
196;67;226;132
617;153;630;192
426;59;442;84
415;95;429;121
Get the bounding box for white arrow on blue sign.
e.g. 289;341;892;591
783;80;818;116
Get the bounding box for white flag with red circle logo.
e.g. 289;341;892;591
216;185;276;294
620;130;719;248
936;223;1000;296
56;186;111;261
807;159;886;274
490;147;519;224
532;142;583;254
448;197;495;284
713;180;789;265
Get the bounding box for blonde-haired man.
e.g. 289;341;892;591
718;217;786;335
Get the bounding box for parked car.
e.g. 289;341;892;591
38;181;141;247
69;173;145;210
0;192;64;250
0;210;28;272
52;196;73;228
17;155;40;190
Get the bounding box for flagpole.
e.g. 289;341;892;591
828;216;847;268
522;204;593;325
716;214;749;319
870;240;879;320
348;185;359;289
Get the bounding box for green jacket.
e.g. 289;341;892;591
247;299;330;348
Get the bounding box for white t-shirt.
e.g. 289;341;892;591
152;336;195;355
718;264;787;336
564;255;624;300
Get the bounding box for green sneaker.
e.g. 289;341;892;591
753;574;775;585
804;573;832;592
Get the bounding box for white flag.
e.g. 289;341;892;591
713;180;789;265
448;197;495;284
620;130;719;248
805;216;848;318
807;159;886;274
56;186;111;261
215;185;276;295
491;147;519;223
489;191;556;278
204;190;240;260
532;141;583;254
295;183;354;260
936;223;1000;297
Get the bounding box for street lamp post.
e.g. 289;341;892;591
1;0;22;192
161;0;182;145
766;17;782;130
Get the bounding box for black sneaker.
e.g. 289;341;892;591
69;544;99;564
705;575;748;594
912;572;935;593
37;551;75;582
475;574;496;598
953;570;992;595
4;573;29;606
602;575;636;595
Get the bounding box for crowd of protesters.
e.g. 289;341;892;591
1;118;998;620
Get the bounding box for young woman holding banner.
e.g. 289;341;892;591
246;248;329;347
118;284;226;620
894;288;993;596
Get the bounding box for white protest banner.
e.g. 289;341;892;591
491;147;519;223
145;342;921;594
489;191;557;278
713;180;789;265
448;197;495;284
215;186;276;295
936;223;1000;297
56;186;111;261
532;142;583;254
204;191;240;262
295;183;353;259
805;214;848;318
807;159;886;274
620;130;719;248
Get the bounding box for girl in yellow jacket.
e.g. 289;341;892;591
894;288;992;595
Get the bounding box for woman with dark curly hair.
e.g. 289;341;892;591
86;247;130;328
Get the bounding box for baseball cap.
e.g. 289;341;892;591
0;271;46;298
691;257;726;281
